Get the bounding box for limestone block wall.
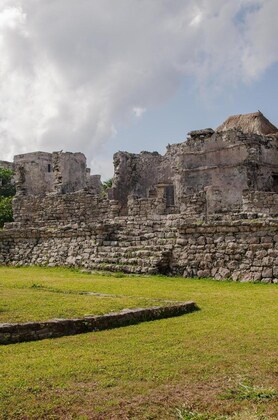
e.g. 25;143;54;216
0;235;10;265
14;151;90;196
242;191;278;217
174;221;278;282
52;152;87;194
127;196;164;217
10;181;278;228
180;192;206;219
111;131;278;218
11;192;120;227
0;160;14;171
86;174;102;195
112;151;167;210
168;131;278;206
127;192;178;217
14;152;53;196
1;217;277;283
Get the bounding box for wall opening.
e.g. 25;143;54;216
164;185;175;207
272;174;278;193
47;164;51;173
156;250;173;275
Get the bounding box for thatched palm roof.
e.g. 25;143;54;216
216;112;278;135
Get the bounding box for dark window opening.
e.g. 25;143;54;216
47;164;51;173
164;185;175;207
272;174;278;193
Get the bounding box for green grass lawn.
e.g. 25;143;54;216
1;267;277;419
0;269;167;323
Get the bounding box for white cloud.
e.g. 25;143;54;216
133;107;146;118
241;0;278;81
0;0;277;177
189;8;203;27
0;5;25;30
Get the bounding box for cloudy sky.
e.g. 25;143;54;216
0;0;277;178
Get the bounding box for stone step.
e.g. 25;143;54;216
92;243;172;251
88;262;158;274
95;250;164;259
94;244;171;252
89;255;163;266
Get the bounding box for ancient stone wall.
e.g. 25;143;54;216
242;191;278;217
14;151;90;196
111;131;278;215
175;220;278;282
52;151;87;194
112;151;168;211
14;152;53;196
11;192;120;227
180;192;207;219
1;216;277;283
0;160;14;171
87;174;102;195
1;112;278;283
125;189;278;220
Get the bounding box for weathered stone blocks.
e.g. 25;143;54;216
1;217;278;283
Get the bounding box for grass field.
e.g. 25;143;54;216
0;270;166;324
1;266;277;419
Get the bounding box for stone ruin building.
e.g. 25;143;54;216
1;111;278;283
0;160;14;171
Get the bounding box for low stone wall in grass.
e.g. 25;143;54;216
0;302;198;345
1;216;278;283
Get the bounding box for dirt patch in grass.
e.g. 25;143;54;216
7;377;276;419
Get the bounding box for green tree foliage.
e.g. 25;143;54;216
0;197;13;227
0;169;16;197
102;178;113;191
0;169;15;227
101;178;113;197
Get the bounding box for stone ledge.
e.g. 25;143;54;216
0;301;198;345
